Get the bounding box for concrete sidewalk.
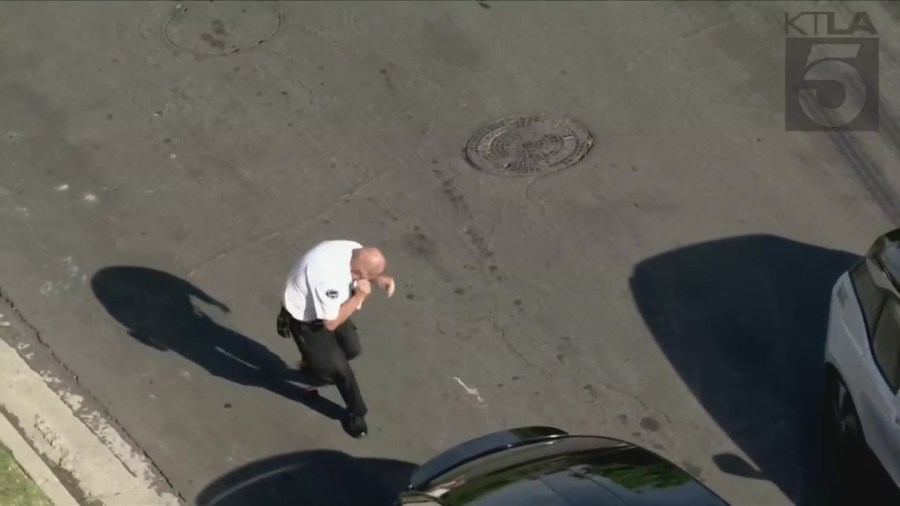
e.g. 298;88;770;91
0;412;77;506
0;311;181;506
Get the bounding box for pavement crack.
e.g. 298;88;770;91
86;486;139;503
257;48;319;108
415;120;436;167
624;21;733;75
187;231;279;279
522;176;566;276
487;309;551;377
187;171;391;278
294;76;316;106
524;175;555;224
677;21;734;42
591;378;673;424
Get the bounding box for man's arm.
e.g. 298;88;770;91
323;292;367;331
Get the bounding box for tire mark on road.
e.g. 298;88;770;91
801;87;900;225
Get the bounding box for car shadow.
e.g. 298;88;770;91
194;450;416;506
90;266;345;421
629;234;865;505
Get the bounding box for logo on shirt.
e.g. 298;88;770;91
325;289;339;299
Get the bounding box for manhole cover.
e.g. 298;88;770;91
464;116;593;176
164;2;282;56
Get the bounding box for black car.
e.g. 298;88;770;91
395;426;729;506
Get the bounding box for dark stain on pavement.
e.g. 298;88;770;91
200;33;226;50
440;178;467;212
465;228;493;259
639;416;660;432
91;267;345;423
380;68;397;95
437;178;494;260
402;232;437;260
195;450;415;506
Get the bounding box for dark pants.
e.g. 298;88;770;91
282;308;367;417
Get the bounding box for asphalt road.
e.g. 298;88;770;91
1;1;900;505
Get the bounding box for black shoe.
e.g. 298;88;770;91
343;414;368;439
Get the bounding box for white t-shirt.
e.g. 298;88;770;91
283;240;363;322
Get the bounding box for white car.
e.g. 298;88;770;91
824;229;900;489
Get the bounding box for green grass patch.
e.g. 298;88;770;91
0;442;54;506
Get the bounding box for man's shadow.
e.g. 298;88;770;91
628;234;876;505
91;266;344;420
194;450;416;506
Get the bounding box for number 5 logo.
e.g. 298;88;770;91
785;38;878;131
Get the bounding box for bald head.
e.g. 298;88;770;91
350;246;386;280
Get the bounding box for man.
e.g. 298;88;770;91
276;240;395;438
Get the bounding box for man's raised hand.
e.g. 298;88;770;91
355;278;372;296
375;274;395;298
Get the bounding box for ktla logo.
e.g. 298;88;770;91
784;11;879;131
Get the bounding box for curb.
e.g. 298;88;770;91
0;335;182;506
0;411;80;506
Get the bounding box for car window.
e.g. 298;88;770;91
851;260;887;336
873;297;900;393
881;244;900;283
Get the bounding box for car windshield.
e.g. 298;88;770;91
428;438;727;506
422;436;625;493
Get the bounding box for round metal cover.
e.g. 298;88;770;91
164;2;281;56
464;116;593;176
